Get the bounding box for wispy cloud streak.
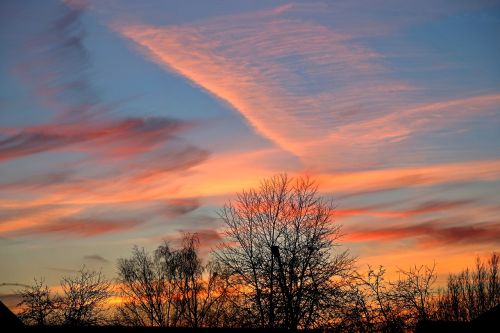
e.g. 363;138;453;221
117;12;405;157
346;220;500;248
0;117;192;161
117;6;500;170
0;1;210;239
83;254;109;263
316;159;500;195
335;199;476;219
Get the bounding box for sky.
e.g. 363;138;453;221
1;0;500;307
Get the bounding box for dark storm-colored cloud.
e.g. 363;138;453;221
191;228;223;255
162;198;200;217
335;199;476;218
27;217;141;237
83;254;109;263
189;228;222;245
420;222;500;248
405;199;476;216
0;132;79;162
346;220;500;248
0;117;192;162
159;227;223;256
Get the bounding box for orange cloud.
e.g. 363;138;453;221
116;15;397;157
334;199;475;219
0;117;195;162
1;151;498;238
326;93;500;145
5;3;500;242
315;159;500;195
346;220;500;248
116;8;500;172
14;157;499;208
24;217;141;237
0;205;80;234
0;196;200;237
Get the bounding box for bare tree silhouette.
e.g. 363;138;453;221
392;264;436;324
16;278;55;325
435;252;499;322
355;265;405;332
56;266;111;326
116;244;177;327
349;264;437;333
15;267;110;326
214;174;354;329
116;234;232;327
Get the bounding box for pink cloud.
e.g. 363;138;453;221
117;10;500;172
26;217;140;237
334;199;475;219
315;159;500;195
117;15;396;157
0;198;205;237
345;220;500;249
0;117;194;161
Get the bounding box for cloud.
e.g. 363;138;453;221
83;254;109;263
23;217;141;237
113;156;500;204
193;229;223;255
159;228;223;257
0;205;82;235
162;198;200;217
0;132;78;162
116;12;398;157
181;228;222;252
324;93;500;147
0;172;78;191
346;220;500;248
0;0;211;183
335;199;475;219
117;6;500;171
316;159;500;195
0;117;194;162
10;0;101;121
13;156;491;215
0;194;210;237
0;1;214;243
405;199;476;216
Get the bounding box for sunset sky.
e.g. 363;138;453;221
1;0;499;307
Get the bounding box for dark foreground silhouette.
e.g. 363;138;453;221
5;327;301;333
2;301;500;332
0;300;24;328
416;304;500;333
